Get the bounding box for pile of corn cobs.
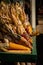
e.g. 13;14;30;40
0;1;33;53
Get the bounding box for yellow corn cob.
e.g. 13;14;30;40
8;42;31;51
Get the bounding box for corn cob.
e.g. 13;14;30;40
15;3;32;35
8;42;31;50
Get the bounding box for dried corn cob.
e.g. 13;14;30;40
15;3;32;35
8;42;31;50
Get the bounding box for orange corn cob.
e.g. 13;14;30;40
8;42;31;51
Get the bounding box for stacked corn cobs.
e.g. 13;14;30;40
0;1;33;53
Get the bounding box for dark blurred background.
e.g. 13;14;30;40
36;0;43;65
